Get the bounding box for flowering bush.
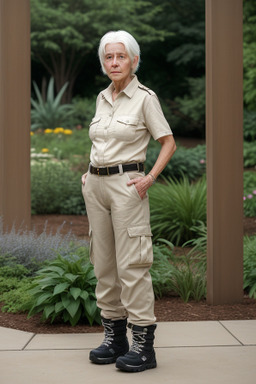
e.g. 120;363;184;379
244;172;256;217
243;190;256;217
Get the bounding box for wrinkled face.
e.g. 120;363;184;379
103;43;137;84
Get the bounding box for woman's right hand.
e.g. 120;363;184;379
81;172;88;185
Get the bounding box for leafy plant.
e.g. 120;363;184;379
243;172;256;217
151;240;175;299
244;141;256;168
31;77;74;130
146;143;206;182
244;110;256;141
27;254;101;326
31;162;86;215
0;277;33;313
149;176;207;245
243;236;256;298
170;256;206;302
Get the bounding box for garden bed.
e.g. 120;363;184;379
0;214;255;333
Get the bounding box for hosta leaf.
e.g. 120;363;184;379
84;299;97;318
36;293;52;306
70;287;82;300
65;273;78;283
66;298;80;318
79;291;89;301
44;305;55;319
69;307;82;326
61;294;72;309
53;282;70;296
55;301;65;314
43;266;64;276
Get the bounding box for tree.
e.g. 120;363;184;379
31;0;167;102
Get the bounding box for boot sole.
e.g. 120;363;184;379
116;359;157;372
89;347;129;365
89;351;118;365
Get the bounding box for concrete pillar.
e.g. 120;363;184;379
0;0;31;231
206;0;244;304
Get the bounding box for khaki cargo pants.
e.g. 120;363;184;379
82;170;156;326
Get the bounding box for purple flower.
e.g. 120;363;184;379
243;196;246;201
200;159;206;164
253;190;256;195
247;194;253;199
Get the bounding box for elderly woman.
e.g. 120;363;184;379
82;30;176;372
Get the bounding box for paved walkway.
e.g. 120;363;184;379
1;320;256;383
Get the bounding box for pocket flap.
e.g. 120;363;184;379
89;117;101;126
117;116;139;126
127;225;152;238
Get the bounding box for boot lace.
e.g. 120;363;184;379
130;329;146;354
102;322;114;347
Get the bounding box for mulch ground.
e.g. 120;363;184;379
0;214;255;334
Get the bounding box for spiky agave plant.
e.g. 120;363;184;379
31;77;74;130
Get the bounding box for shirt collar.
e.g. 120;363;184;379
101;75;139;103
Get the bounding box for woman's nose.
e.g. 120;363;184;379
112;56;118;66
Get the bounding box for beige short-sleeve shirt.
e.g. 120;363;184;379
88;75;173;167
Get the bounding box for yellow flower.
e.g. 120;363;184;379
44;129;53;134
54;127;65;134
41;148;49;153
30;131;34;136
64;129;73;135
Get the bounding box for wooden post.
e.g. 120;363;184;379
0;0;31;231
206;0;244;304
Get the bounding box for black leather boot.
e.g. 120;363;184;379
116;323;157;372
89;317;129;364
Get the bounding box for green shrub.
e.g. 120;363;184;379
70;97;96;128
244;110;256;141
244;141;256;168
31;162;86;215
151;240;175;299
243;172;256;217
151;239;206;302
149;176;207;245
146;143;206;182
243;236;256;298
31;77;74;130
0;261;33;313
0;278;33;313
27;254;101;326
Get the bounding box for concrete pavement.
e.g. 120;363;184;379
1;320;256;383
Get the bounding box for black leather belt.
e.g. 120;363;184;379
89;163;144;176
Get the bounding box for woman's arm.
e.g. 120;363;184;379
127;135;176;199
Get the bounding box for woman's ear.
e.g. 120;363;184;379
132;55;139;71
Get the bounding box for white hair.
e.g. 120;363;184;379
98;30;140;75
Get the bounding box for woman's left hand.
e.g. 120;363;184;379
127;175;153;199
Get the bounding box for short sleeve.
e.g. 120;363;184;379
143;94;173;140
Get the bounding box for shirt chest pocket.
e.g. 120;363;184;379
109;115;139;142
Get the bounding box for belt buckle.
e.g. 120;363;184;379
97;168;100;176
107;167;110;176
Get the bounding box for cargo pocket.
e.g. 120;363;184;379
88;226;94;265
127;225;153;267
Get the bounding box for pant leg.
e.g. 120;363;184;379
82;172;127;320
103;172;156;327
